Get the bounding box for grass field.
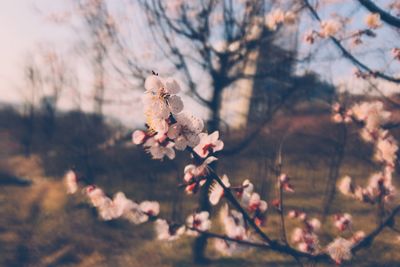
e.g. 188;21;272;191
1;118;400;267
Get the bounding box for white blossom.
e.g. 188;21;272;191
112;192;139;219
167;112;204;150
86;186;109;208
320;19;341;37
64;170;78;194
184;156;217;194
140;200;160;215
308;218;321;232
351;102;391;140
338;176;353;196
193;131;224;158
334;213;352;231
375;135;398;166
237;179;254;207
365;13;381;29
143;75;184;137
326;237;353;264
209;174;230;205
265;9;284;30
248;193;268;213
132;130;147;145
143;137;176;160
351;231;365;244
155;219;185;241
186;211;211;235
291;227;304;243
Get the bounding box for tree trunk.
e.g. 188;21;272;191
193;82;223;263
322;124;347;220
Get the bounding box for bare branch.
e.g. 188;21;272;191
303;0;400;84
358;0;400;28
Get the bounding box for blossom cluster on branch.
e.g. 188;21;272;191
65;75;400;265
335;101;398;205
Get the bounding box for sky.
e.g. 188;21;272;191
0;1;399;127
0;1;70;103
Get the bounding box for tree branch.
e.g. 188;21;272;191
358;0;400;28
303;0;400;84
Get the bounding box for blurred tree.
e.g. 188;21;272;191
20;58;42;157
137;0;310;262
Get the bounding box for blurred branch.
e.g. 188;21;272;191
303;0;400;84
352;205;400;253
358;0;400;28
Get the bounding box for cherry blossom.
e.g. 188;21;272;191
278;173;294;193
209;174;230;205
288;210;307;221
332;103;352;123
215;205;248;255
351;101;391;141
333;213;352;231
139;201;160;218
143;137;175;160
167;112;204;150
67;70;400;264
320;19;341;37
64;170;78;194
132;130;147;145
291;226;320;254
326;237;353;264
184;156;217;194
265;9;296;30
364;13;381;29
155;219;185;241
265;9;284;30
186;211;211;236
338;176;353;197
307;218;321;233
235;179;254;207
374;134;398;166
193;131;224;158
291;227;304;243
86;185;109;208
248;193;268;213
351;231;365;244
143;75;184;137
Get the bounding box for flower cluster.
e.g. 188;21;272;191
332;103;352;124
186;211;212;236
265;9;296;30
65;170;78;194
155;219;185;241
235;179;268;226
133;75;206;160
326;237;353;265
290;213;321;254
278;173;294;193
350;101;391;143
333;213;352;232
303;19;342;44
66;73;400;266
154;211;211;240
214;204;249;256
335;102;398;205
320;19;341;38
364;13;381;29
64;170;160;223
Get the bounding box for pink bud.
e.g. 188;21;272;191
132;130;146;144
